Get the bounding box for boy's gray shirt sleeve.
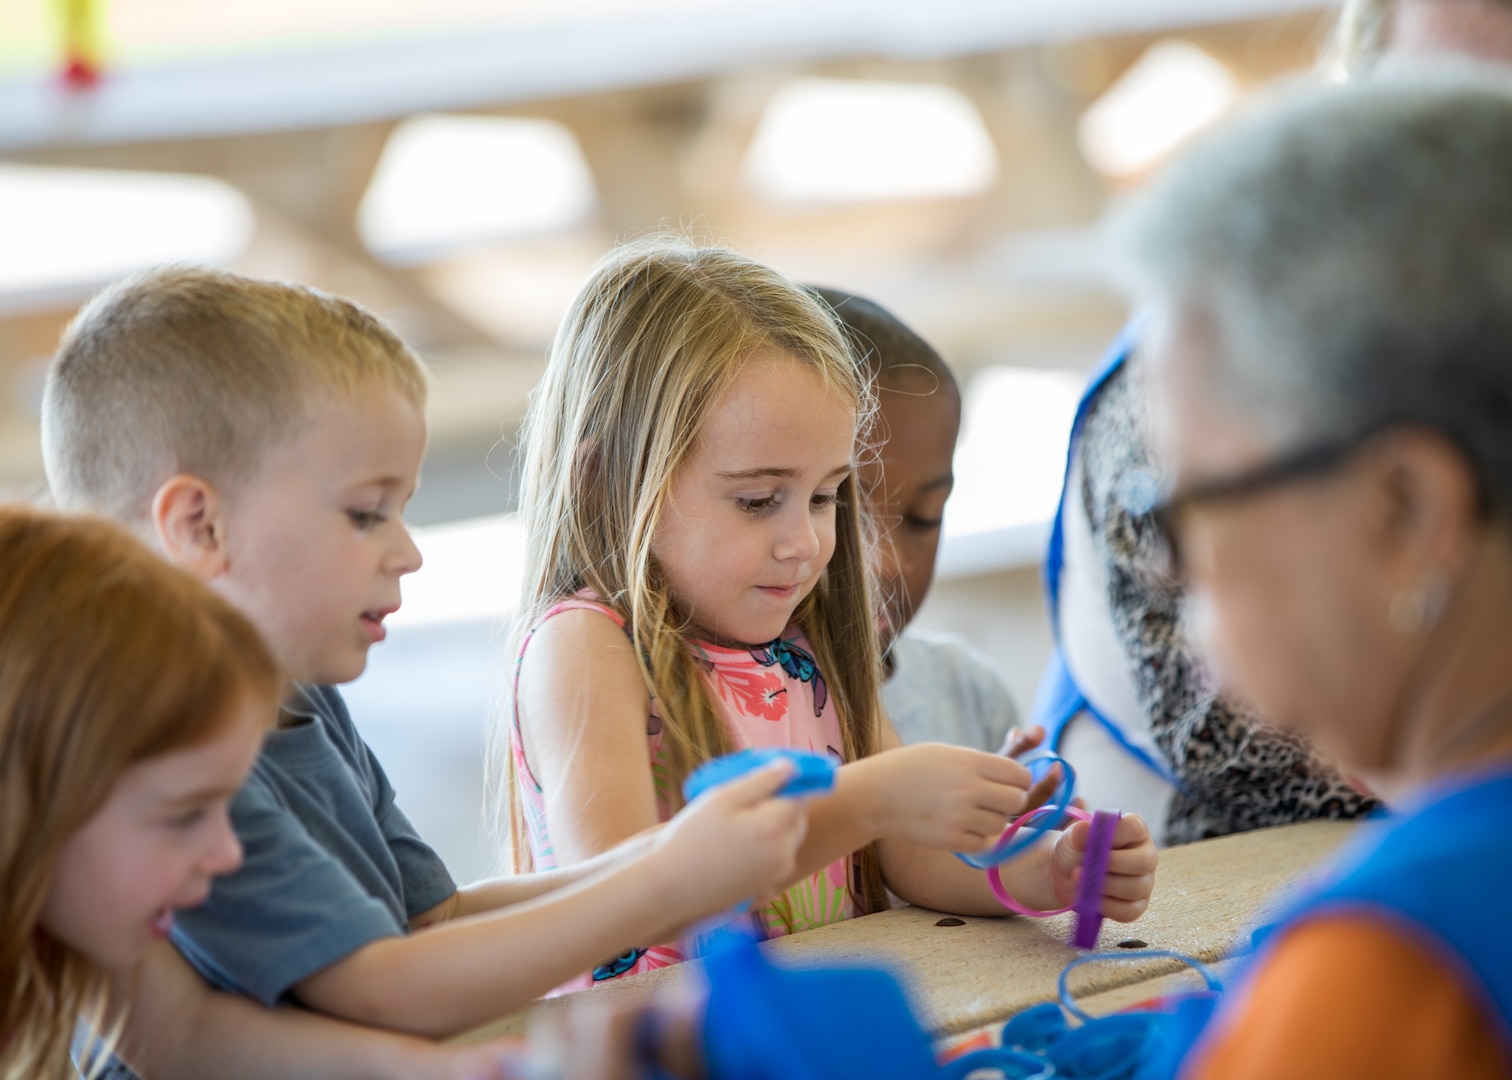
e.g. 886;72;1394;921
361;735;459;920
170;685;455;1007
170;770;406;1007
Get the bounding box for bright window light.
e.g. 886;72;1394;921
359;114;597;264
744;78;998;204
946;366;1084;539
390;513;525;628
1077;41;1239;179
0;166;253;302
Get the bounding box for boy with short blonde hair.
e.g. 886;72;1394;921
44;265;805;1078
45;266;427;524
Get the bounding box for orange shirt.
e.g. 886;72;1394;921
1184;916;1512;1080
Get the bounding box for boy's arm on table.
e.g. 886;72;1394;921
115;942;522;1080
412;826;664;927
295;763;801;1038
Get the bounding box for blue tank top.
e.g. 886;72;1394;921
1279;768;1512;1037
1142;766;1512;1079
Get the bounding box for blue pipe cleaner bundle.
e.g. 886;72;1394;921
693;933;1223;1080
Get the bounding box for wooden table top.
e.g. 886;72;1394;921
458;819;1356;1044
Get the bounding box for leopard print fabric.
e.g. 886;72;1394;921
1077;358;1378;845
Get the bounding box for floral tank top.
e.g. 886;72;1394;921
511;594;855;991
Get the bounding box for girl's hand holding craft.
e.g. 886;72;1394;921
652;760;809;923
1048;813;1157;922
854;743;1036;853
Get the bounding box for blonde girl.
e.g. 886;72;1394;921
507;237;1158;988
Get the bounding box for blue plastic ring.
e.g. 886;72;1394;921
956;755;1078;870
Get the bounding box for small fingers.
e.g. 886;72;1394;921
1105;845;1158;877
747;797;808;849
1099;896;1151;923
955;810;1016;853
978;751;1034;790
998;724;1047;759
1021;763;1064;815
1099;870;1156;903
1111;814;1151;850
977;785;1031;820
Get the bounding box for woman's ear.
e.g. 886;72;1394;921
1372;427;1481;586
150;475;230;580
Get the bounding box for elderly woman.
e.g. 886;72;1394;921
1121;71;1512;1078
1037;0;1512;846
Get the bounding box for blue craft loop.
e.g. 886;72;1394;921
959;950;1226;1080
1045;1014;1153;1080
683;747;838;803
956;755;1078;870
1056;950;1223;1026
938;1047;1054;1080
1000;1002;1071;1055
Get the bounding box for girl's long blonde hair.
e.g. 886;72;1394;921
500;236;888;914
0;508;280;1080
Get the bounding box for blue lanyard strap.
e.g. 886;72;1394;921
1043;321;1142;621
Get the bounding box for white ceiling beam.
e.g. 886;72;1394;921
0;0;1327;152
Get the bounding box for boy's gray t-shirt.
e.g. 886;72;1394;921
881;631;1019;752
170;683;456;1007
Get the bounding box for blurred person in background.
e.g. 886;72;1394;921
811;287;1024;755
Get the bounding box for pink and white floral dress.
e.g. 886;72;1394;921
511;594;855;991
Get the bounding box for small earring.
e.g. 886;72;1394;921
1388;573;1450;635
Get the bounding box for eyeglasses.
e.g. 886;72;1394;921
1148;437;1368;582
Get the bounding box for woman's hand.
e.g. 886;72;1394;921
854;743;1036;853
400;1038;530;1080
1050;813;1158;922
650;761;809;923
516;990;708;1080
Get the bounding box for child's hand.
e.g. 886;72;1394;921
520;989;707;1080
1050;813;1158;922
997;724;1047;759
655;760;809;921
860;743;1036;853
